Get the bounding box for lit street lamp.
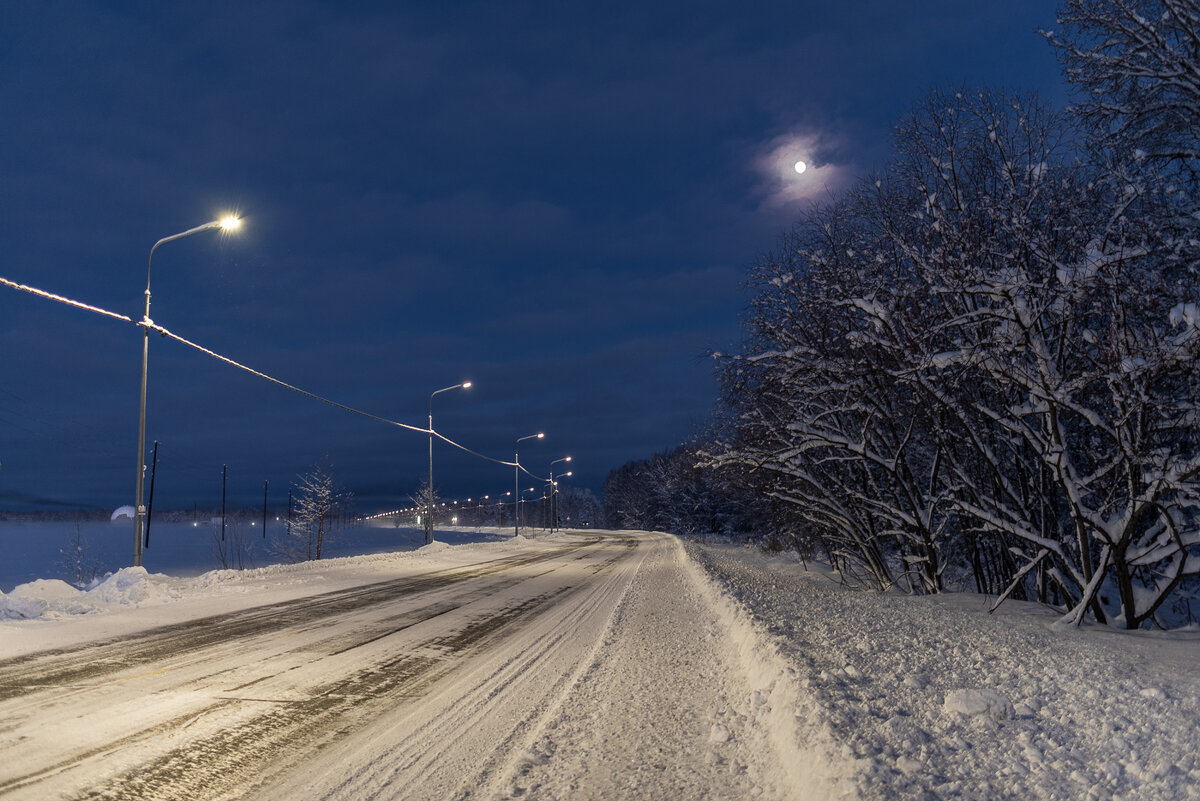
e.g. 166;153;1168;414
132;215;241;567
514;432;544;537
549;456;572;533
427;381;471;545
519;486;538;534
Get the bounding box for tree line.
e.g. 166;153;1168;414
603;1;1200;629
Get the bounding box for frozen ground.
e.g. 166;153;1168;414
686;541;1200;801
4;530;1195;800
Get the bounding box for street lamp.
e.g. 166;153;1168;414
549;456;572;533
519;485;538;534
132;215;241;567
427;381;471;545
514;433;544;537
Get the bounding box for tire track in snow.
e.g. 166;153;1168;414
0;534;640;800
0;537;602;702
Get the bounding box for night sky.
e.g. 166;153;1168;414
0;2;1065;513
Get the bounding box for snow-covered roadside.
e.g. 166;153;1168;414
493;531;856;800
682;541;1200;801
678;537;860;800
0;533;544;658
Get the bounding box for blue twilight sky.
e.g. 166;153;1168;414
0;1;1067;513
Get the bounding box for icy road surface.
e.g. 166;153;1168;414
0;532;840;800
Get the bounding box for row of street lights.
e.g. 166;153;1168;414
428;386;571;541
131;216;575;564
364;471;574;531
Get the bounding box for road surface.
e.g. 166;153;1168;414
0;531;795;800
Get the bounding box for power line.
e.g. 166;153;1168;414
2;273;539;476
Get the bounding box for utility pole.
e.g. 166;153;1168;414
144;441;159;549
221;465;227;542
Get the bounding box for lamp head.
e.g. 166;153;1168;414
462;381;472;389
218;215;242;231
536;432;545;439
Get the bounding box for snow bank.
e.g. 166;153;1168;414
0;533;537;623
685;541;1200;801
86;567;171;605
677;538;861;799
0;569;174;619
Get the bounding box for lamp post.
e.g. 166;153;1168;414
549;456;572;533
519;486;537;534
427;381;471;545
132;215;241;567
514;432;544;537
553;470;573;533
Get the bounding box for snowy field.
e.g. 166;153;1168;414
0;518;503;593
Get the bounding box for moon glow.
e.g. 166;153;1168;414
794;160;807;174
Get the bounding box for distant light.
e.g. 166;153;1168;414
794;161;807;174
219;215;242;230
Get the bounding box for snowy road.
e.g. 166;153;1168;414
0;532;810;800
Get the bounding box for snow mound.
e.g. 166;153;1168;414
10;578;84;603
85;567;164;605
0;589;47;620
110;505;135;521
2;579;93;618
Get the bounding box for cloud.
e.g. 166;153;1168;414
752;130;859;207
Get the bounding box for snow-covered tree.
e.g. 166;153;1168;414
57;525;100;587
602;446;762;538
1048;0;1200;179
711;84;1200;626
555;486;603;528
411;480;440;545
277;462;348;562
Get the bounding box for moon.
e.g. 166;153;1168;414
794;160;807;174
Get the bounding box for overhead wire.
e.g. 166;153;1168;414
2;273;550;479
144;320;430;435
0;275;134;323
